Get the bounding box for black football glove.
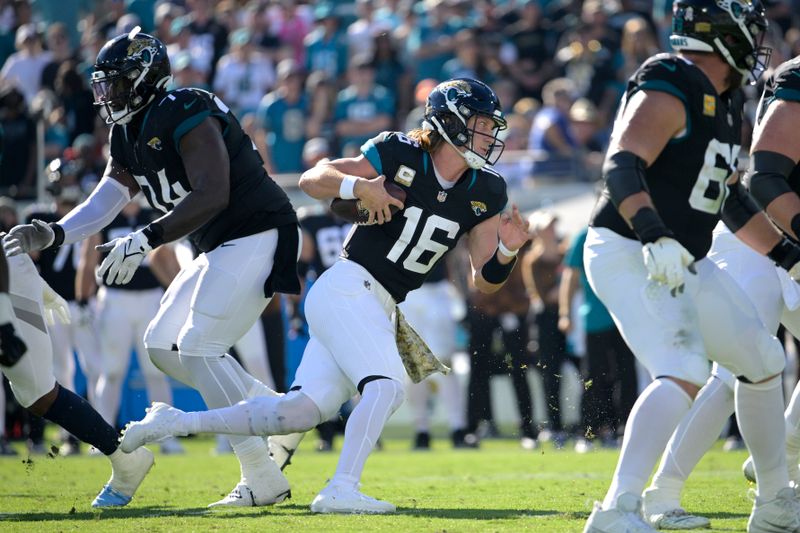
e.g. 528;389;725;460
0;322;26;367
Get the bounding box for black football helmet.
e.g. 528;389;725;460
423;78;507;169
670;0;770;85
91;26;171;125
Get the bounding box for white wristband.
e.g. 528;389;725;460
339;175;358;200
498;240;518;258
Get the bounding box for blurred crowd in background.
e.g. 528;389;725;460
2;0;800;455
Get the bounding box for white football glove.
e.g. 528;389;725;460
42;282;71;326
3;220;55;257
642;237;696;296
96;229;152;286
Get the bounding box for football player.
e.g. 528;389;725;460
582;0;800;531
76;199;184;454
117;78;530;514
3;28;299;508
0;244;154;507
641;53;800;529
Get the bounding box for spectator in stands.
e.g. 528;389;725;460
257;58;308;174
369;31;410;116
305;70;336;141
522;211;571;446
441;29;494;84
347;0;388;58
405;0;456;82
528;77;579;179
54;60;94;144
559;226;637;452
1;23;50;105
170;51;209;91
569;98;606;181
0;86;35;198
154;2;185;43
334;53;394;157
40;23;75;92
506;0;556;99
304;4;347;82
187;0;228;84
276;0;311;66
213;28;275;116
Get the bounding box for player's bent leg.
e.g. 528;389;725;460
643;371;734;530
311;377;404;515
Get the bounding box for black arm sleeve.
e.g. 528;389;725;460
721;179;760;232
604;150;649;208
743;150;796;210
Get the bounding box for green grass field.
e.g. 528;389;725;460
0;436;756;532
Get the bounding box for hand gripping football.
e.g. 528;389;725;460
330;181;406;224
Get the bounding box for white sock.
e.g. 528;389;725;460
736;376;790;500
407;380;431;433
649;376;734;506
602;378;693;510
784;381;800;483
181;355;272;477
186;393;319;436
331;379;404;490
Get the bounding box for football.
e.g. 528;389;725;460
330;181;406;224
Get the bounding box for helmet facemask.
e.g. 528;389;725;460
91;27;172;125
426;104;507;170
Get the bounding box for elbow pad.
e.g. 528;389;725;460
603;151;649;208
743;150;796;210
721;180;760;233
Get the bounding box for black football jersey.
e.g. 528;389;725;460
27;211;80;301
299;211;352;278
753;56;800;193
109;87;296;253
590;53;743;259
100;208;161;291
344;131;508;302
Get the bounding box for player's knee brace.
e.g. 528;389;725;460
360;377;405;416
738;330;786;383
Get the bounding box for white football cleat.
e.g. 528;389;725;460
584;493;656;533
92;447;155;508
208;458;291;508
268;432;305;470
642;488;710;530
748;487;800;533
310;484;396;514
120;402;187;453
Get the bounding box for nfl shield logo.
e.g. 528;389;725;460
437;191;447;203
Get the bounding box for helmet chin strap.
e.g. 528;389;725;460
425;117;487;170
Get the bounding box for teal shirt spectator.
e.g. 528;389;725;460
31;0;91;50
406;20;457;82
258;91;308;173
334;84;394;155
305;29;348;80
564;227;616;333
126;0;156;33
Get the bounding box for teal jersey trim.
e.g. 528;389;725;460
775;88;800;103
468;169;477;189
173;110;211;154
360;138;383;175
423;151;429;175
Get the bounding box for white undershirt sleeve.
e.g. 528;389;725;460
58;177;132;246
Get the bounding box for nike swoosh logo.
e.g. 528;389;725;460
220;243;235;248
660;61;677;72
184;100;197;110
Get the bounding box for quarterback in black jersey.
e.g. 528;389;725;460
4;28;296;508
584;1;800;531
114;78;531;514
